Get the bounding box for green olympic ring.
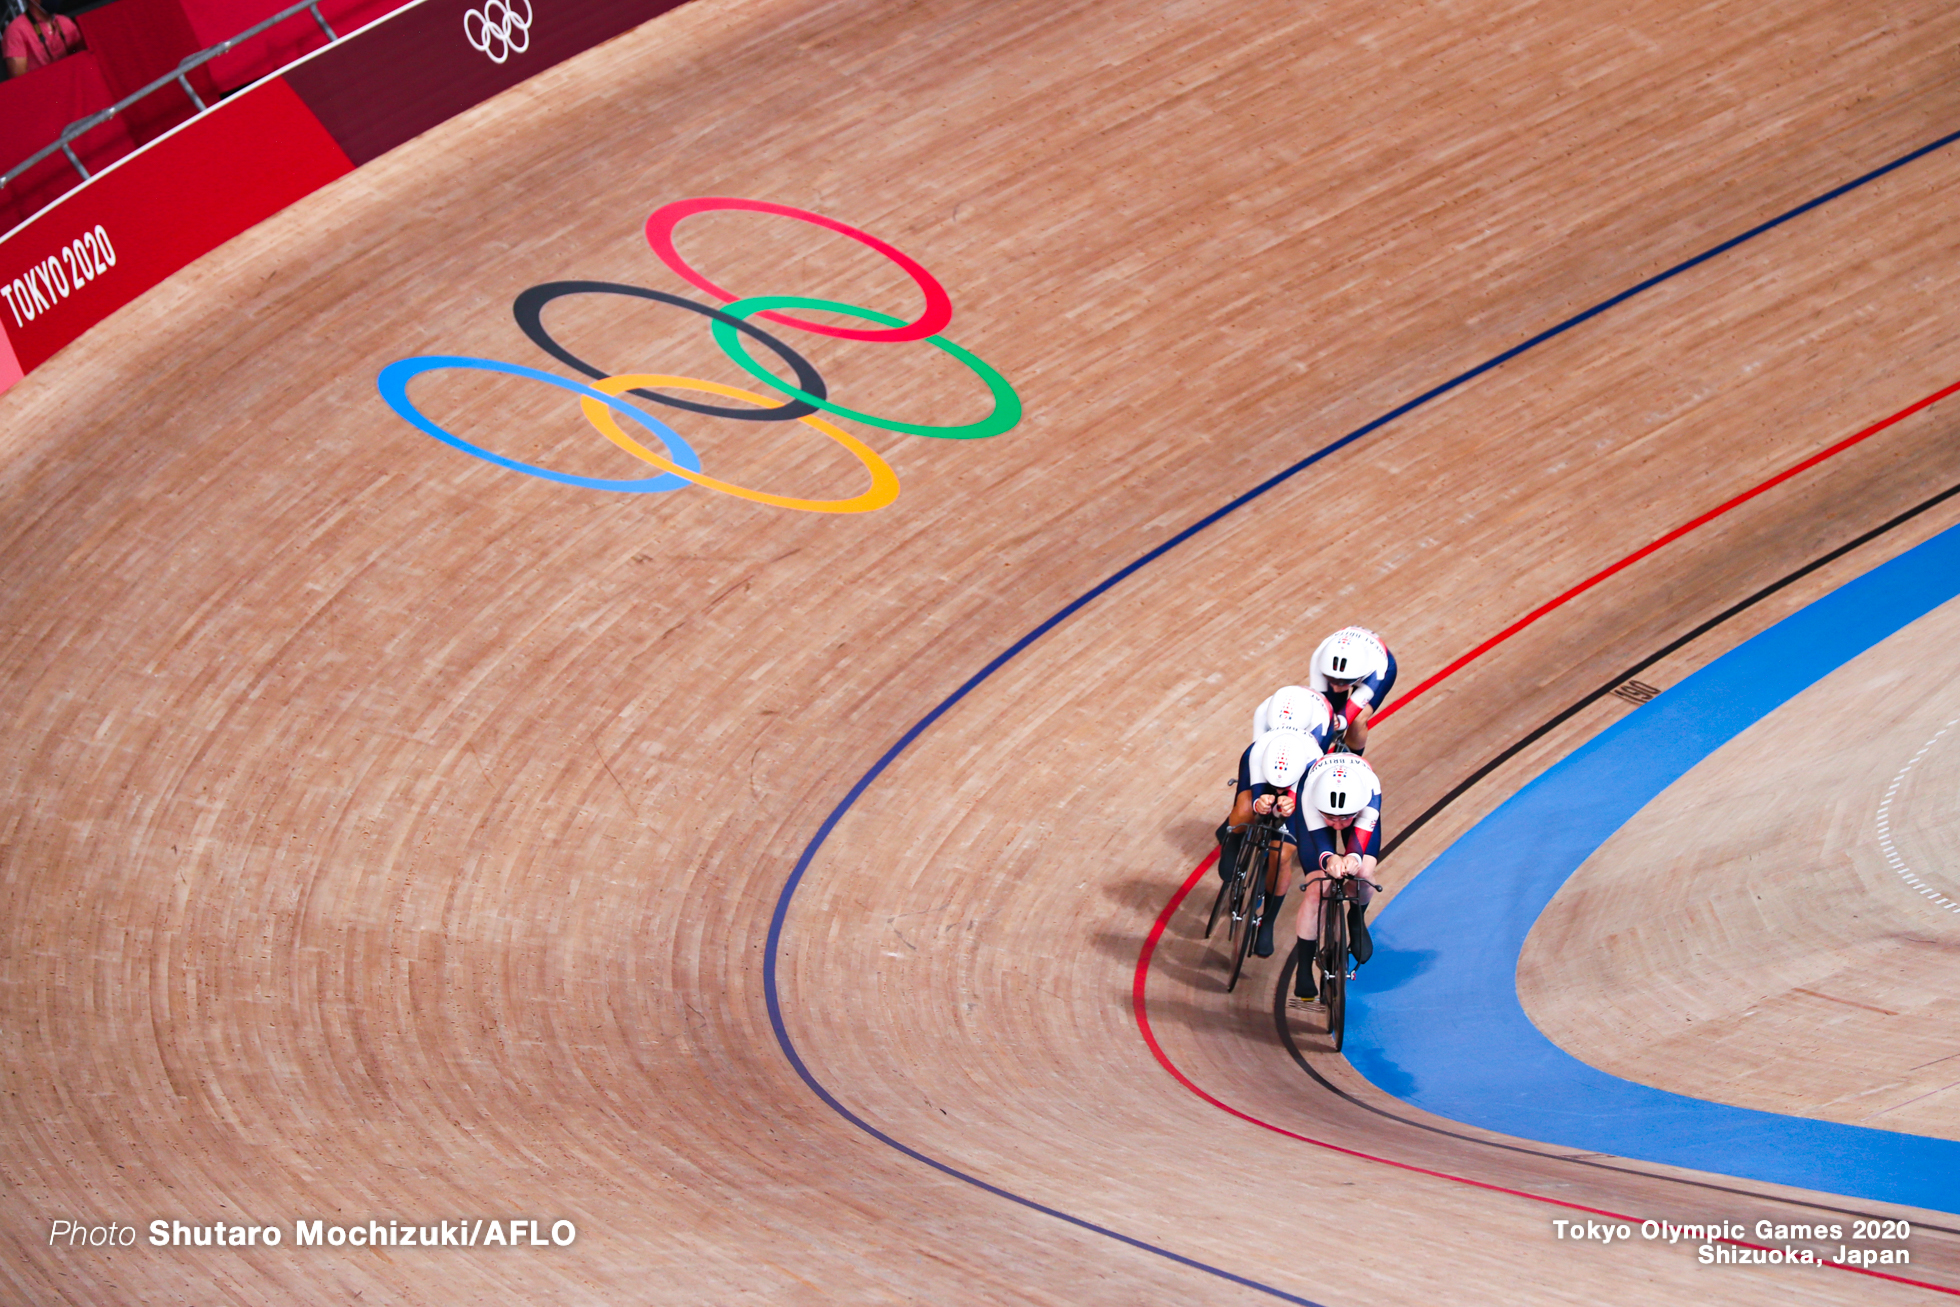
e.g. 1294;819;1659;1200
709;295;1022;441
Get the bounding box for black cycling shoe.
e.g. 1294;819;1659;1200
1293;941;1318;999
1253;894;1283;957
1347;901;1373;965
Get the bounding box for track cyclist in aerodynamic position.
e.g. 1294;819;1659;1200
1266;751;1383;1001
1232;727;1320;960
1309;626;1395;755
1215;685;1338;888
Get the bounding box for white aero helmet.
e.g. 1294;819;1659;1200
1313;627;1388;686
1305;754;1378;817
1251;727;1316;791
1251;695;1272;740
1254;684;1332;738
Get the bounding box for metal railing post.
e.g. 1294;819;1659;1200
59;139;90;182
3;0;355;219
175;70;208;113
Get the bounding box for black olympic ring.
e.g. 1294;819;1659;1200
512;282;828;422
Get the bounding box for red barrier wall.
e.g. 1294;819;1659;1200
0;0;684;393
180;0;408;91
0;77;351;372
79;0;220;146
0;54;135;232
284;0;679;166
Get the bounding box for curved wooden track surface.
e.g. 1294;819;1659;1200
4;0;1960;1301
1520;596;1960;1140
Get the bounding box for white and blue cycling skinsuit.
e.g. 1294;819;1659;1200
1308;626;1397;730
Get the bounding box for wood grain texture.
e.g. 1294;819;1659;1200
1520;596;1960;1139
3;0;1960;1301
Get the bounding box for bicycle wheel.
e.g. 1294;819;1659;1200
1204;879;1228;940
1320;889;1349;1050
1225;845;1268;992
1211;831;1254;941
1224;857;1248;945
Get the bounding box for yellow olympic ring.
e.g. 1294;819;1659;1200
578;374;900;514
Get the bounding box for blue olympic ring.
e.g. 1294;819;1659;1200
377;356;703;492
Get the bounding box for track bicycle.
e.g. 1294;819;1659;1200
1307;868;1370;1051
1205;807;1285;992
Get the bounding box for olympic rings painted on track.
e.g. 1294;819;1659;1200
710;296;1022;441
378;356;702;493
512;281;827;422
644;198;952;344
577;376;900;514
379;198;1020;506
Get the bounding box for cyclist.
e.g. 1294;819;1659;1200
1234;727;1319;958
1266;752;1382;1000
1215;685;1338;884
1308;627;1395;754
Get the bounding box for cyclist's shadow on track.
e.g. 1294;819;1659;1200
1328;939;1435;1093
1128;940;1233;995
1324;1018;1420;1097
1130;990;1289;1049
1354;938;1439;993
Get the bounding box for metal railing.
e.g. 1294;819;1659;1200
1;0;338;190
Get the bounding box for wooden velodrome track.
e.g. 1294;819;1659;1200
3;0;1960;1301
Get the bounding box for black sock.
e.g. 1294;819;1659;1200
1292;939;1317;998
1254;894;1284;956
1347;901;1373;964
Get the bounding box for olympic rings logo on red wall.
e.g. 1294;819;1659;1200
463;0;531;64
378;198;1022;514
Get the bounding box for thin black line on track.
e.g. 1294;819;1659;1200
1275;475;1960;1237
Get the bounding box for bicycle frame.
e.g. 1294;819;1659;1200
1218;807;1287;992
1304;868;1368;1050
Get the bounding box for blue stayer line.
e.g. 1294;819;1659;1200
764;123;1960;1298
1349;520;1960;1215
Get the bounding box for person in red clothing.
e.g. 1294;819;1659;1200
5;0;85;78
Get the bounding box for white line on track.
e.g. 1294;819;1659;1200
1875;713;1960;913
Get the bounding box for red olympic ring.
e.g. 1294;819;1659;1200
643;197;953;344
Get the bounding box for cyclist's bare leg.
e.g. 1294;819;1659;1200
1293;855;1326;945
1343;703;1373;752
1284;848;1323;998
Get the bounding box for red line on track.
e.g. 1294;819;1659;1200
1134;858;1956;1295
1372;375;1960;724
1134;378;1960;1296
